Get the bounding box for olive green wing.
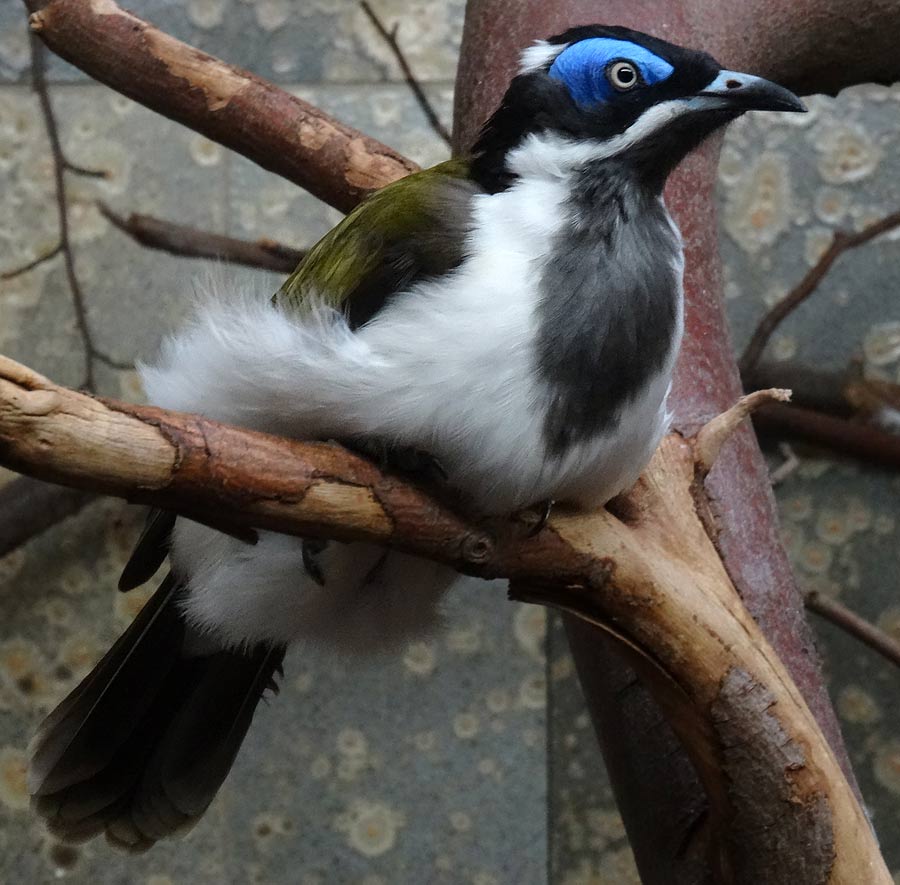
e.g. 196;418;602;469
276;158;480;329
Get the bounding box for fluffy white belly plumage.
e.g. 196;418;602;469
141;173;682;649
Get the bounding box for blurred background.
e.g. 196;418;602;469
1;1;899;882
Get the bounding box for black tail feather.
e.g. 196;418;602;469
149;645;285;817
30;574;184;796
118;510;176;593
29;573;285;850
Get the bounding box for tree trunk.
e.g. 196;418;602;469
455;2;900;881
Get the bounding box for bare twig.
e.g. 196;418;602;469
693;387;791;474
98;203;305;273
753;402;900;468
29;35;129;390
1;244;62;281
769;442;800;485
0;477;96;558
806;591;900;671
25;0;417;214
739;209;900;375
63;160;108;179
360;0;453;147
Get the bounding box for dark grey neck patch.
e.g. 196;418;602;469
535;161;682;455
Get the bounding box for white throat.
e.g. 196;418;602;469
505;98;696;181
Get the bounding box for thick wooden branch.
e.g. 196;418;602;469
23;0;418;213
455;3;900;881
0;356;479;563
0;354;889;882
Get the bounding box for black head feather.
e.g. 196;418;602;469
469;25;730;193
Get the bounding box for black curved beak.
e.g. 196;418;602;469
696;69;806;113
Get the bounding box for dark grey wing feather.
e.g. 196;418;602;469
155;645;284;816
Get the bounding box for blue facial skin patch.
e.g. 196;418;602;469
549;38;675;106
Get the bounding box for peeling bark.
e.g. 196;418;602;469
711;669;835;884
23;0;418;213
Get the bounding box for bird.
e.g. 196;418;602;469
28;24;804;851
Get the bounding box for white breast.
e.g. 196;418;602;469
140;145;683;649
348;173;683;512
144;174;681;514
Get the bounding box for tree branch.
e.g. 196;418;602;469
0;351;888;881
359;0;453;147
806;592;900;672
753;402;900;469
739;209;900;376
744;365;900;468
29;34;129;390
98;203;305;274
743;362;854;418
23;0;418;214
454;4;900;879
0;355;480;561
0;477;96;558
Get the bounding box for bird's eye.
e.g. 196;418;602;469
607;60;640;91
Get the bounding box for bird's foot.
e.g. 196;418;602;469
513;499;555;538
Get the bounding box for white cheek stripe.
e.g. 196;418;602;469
506;98;695;179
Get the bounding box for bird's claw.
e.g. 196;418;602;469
515;499;554;538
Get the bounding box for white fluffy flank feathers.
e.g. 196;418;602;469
140;286;373;440
137;244;555;514
140;278;456;652
170;521;453;653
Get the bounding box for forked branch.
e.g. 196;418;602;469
0;352;887;883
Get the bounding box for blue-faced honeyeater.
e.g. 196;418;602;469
29;25;804;850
